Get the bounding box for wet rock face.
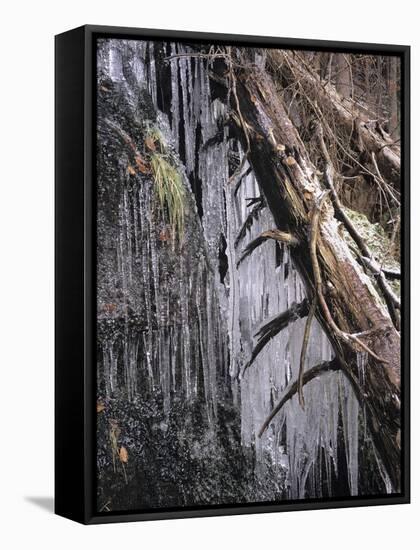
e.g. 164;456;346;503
96;39;387;512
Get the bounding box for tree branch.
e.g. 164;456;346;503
237;229;299;267
361;257;401;282
234;197;266;248
258;358;341;437
234;166;252;197
240;299;310;378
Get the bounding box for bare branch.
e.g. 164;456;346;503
258;358;341;437
241;299;310;378
381;266;401;281
361;255;400;282
234;198;266;248
237;230;299;267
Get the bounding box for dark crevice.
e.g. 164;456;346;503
218;233;228;284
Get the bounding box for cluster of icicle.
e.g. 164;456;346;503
95;38;390;499
97;39;223;424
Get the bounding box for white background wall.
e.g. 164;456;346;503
0;1;417;548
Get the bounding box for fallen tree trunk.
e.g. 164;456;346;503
214;55;401;491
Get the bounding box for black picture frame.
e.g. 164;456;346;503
55;24;410;524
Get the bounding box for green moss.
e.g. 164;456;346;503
342;207;400;296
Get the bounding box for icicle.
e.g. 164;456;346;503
170;43;180;150
373;445;394;494
178;48;196;174
147;43;158;108
339;373;359;496
109;42;124;82
357;351;368;388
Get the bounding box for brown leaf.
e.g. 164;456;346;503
127;164;136;176
97;401;105;413
102;302;117;313
134;154;151;174
158;228;171;242
285;156;296;166
119;446;128;463
145;136;156;151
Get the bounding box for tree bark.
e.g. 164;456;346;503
389;56;400;141
217;59;401;490
335;53;351;98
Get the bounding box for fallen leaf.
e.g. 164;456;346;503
285;156;296;166
135;154;151;174
158;228;171;242
102;302;117;313
127;164;136;176
97;401;105;413
145;136;156;151
119;446;128;463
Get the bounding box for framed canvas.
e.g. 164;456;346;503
55;25;410;524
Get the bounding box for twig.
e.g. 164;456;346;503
381;267;401;281
164;52;228;62
361;257;401;294
98;501;111;513
371;152;400;205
